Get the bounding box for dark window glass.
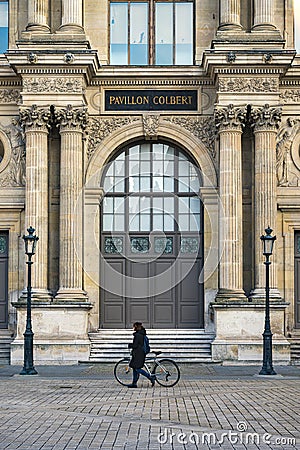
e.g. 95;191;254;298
0;1;8;54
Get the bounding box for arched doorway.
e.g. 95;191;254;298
100;141;204;328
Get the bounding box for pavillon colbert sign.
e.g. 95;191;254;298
105;89;198;111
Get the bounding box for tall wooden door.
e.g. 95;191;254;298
0;232;8;329
100;142;204;329
294;232;300;328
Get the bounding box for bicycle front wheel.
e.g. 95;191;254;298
114;358;132;386
153;359;180;387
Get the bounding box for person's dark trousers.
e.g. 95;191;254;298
133;368;151;384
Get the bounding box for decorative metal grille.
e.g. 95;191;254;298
104;237;123;254
180;237;199;254
0;235;7;255
154;237;173;254
130;237;150;253
297;236;300;254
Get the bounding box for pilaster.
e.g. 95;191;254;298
55;105;88;302
250;104;282;300
214;104;247;301
19;104;52;300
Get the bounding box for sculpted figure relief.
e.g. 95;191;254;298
276;118;300;186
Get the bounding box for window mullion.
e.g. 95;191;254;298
149;0;154;64
173;1;176;65
128;2;131;64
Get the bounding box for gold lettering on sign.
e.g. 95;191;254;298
109;95;150;105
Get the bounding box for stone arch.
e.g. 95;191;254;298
85;118;217;189
0;128;12;174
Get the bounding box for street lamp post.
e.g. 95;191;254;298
259;226;276;376
20;226;39;375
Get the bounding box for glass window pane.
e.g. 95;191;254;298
164;177;174;192
153;161;163;175
153;177;163;191
178;177;189;192
129;145;140;159
155;3;173;65
190;214;200;231
165;160;174;176
141;161;151;174
295;0;300;53
178;197;189;213
0;2;8;53
178;214;189;231
103;177;114;193
179;160;190;176
153;214;163;230
114;215;125;231
129;197;139;213
175;3;193;65
129;176;140;192
114;197;125;213
103;197;114;213
190;197;200;214
110;3;128;64
129;160;140;175
141;196;151;210
129;215;139;231
153;197;163;211
130;3;148;65
103;215;114;231
115;160;125;176
114;177;125;192
164;214;174;231
141;214;150;231
140;177;151;191
164;197;174;214
140;143;151;159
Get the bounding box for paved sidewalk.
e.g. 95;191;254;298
0;363;299;449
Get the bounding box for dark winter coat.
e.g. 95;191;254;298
129;328;146;369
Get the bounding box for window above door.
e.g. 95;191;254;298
109;0;194;65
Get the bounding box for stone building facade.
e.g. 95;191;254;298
0;0;299;364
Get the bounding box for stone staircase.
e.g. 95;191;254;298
0;331;13;365
289;337;300;364
88;329;215;363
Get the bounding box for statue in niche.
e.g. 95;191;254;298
276;118;300;186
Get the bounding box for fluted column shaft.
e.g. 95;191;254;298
253;0;276;30
26;0;50;32
251;105;282;298
55;105;88;300
219;0;242;30
215;105;246;300
19;105;51;298
59;0;83;33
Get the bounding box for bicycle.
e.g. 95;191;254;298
114;351;180;387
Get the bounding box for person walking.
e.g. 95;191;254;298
127;322;155;388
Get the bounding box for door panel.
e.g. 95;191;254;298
101;259;125;328
294;242;300;328
178;260;203;328
0;233;8;329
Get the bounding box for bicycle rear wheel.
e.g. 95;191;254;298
114;358;132;386
153;358;180;387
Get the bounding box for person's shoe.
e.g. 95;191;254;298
127;383;137;388
150;375;156;387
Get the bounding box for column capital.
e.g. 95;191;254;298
214;104;246;132
19;105;51;132
251;104;282;132
55;104;88;133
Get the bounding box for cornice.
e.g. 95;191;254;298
90;78;213;87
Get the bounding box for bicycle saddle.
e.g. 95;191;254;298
152;351;162;356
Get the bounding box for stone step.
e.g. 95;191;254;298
89;329;214;363
0;333;13;365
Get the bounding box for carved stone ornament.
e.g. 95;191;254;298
276;118;300;187
214;104;247;132
251;104;282;132
163;115;216;160
55;104;88;132
87;116;140;161
0;120;26;187
0;89;21;104
218;78;278;93
142;114;160;138
280;89;300;104
19;105;52;132
23;77;83;94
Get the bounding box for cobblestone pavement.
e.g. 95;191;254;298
0;364;300;450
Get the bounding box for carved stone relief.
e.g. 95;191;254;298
276;118;300;186
19;104;52;132
163;115;216;160
86;116;140;161
280;89;300;104
55;104;88;132
218;78;279;93
0;119;26;187
142;114;160;138
23;77;83;93
214;104;247;132
0;89;21;104
250;104;282;132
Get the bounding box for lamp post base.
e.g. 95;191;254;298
20;367;38;375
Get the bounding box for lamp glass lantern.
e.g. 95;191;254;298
23;226;39;257
260;226;276;257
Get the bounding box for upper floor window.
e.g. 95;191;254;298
0;0;8;54
295;0;300;53
110;1;194;65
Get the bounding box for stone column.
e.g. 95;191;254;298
251;104;282;299
219;0;243;31
26;0;50;32
59;0;84;33
55;105;88;301
215;104;247;301
19;105;51;299
252;0;276;30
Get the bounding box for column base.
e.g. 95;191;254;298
218;23;244;31
20;289;53;302
57;24;85;34
55;288;88;302
251;24;277;32
25;24;50;33
216;289;248;303
249;287;282;301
